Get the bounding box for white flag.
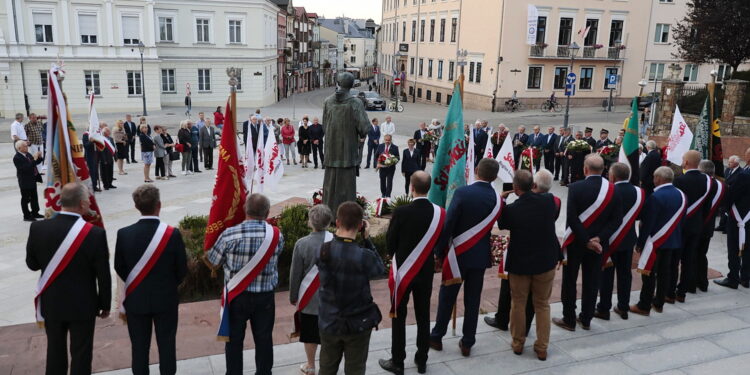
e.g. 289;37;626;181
244;124;258;191
483;129;494;159
665;106;694;165
527;5;538;45
466;128;476;185
495;136;515;183
261;125;284;190
87;93;114;153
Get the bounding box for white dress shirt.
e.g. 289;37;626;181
11;120;27;141
381;121;396;138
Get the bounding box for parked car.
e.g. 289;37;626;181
638;93;661;110
362;91;386;111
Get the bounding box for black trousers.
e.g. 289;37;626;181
379;167;395;197
404;171;414;195
366;144;378;168
554;155;563;180
695;235;712;290
202;147;213;169
637;248;673;310
190;145;200;172
312;142;324;167
672;230;699;297
155;157;166;177
126;307;178;375
128;139;136;162
86;157;99;189
419;143;430;170
544;151;555;172
561;248;601;326
20;187;40;218
727;219;750;283
494;278;533;335
430;268;484;347
561;157;570;183
226;291;274;375
100;161;114;187
44;318;96;375
598;247;633;313
492;144;501;159
391;276;432;366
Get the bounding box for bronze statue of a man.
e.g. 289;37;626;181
322;72;371;215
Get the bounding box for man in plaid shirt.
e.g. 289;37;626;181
207;194;284;375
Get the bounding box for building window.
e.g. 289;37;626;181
717;64;732;81
426;90;432;101
438;18;446;43
229;20;242;44
648;63;665;81
196;18;210;43
428;59;433;78
127;71;143;96
447;94;452;104
469;62;475;82
527;66;542;89
40;71;49;96
158;17;173;42
604;67;619;89
654;23;670;43
450;17;457;42
475;62;482;83
84;70;101;96
411;20;416;42
409;86;414;96
198;69;211;91
558;18;572;46
609;20;623;46
351;44;356;53
420;19;425;42
553;67;568;89
402;21;406;42
449;61;455;81
584;19;598;46
236;68;242;91
429;19;435;42
536;16;546;44
419;58;424;76
161;69;175;92
436;92;442;103
33;12;54;43
350;56;356;63
579;67;593;90
438;60;444;79
78;14;97;45
417;87;422;98
122;15;140;45
410;57;415;74
683;64;698;82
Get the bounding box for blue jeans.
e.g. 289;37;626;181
225;291;275;375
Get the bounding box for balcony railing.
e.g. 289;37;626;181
582;46;596;58
530;45;545;57
528;45;624;60
608;47;622;59
556;45;570;57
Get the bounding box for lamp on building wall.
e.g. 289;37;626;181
562;42;580;129
638;79;648;96
138;41;147;116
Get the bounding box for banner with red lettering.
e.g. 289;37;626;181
428;83;466;208
665;106;694;165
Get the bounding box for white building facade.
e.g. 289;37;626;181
0;0;279;116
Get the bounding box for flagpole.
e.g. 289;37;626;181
707;73;716;160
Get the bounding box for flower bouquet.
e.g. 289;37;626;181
355;192;369;211
421;131;437;144
598;144;620;163
566;139;592;153
378;153;400;168
491;131;508;146
490;234;510;278
311;188;324;205
520;146;542;171
368;197;392;217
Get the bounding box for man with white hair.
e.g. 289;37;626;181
13;140;44;221
640;140;661;196
717;155;743;232
381;115;396;140
512;126;528;168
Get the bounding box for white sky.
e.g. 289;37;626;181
292;0;382;23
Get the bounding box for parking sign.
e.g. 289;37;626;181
608;74;618;86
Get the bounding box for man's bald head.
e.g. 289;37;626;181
584;154;605;175
410;171;431;196
682;150;701;169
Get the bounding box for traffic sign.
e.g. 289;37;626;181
394;77;401;85
565;83;576;96
608;74;618;86
566;72;577;84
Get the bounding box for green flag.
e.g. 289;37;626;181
619;97;640;185
428;84;466;208
692;96;710;159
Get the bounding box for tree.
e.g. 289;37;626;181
672;0;750;76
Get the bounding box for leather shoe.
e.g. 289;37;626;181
593;310;610;320
378;359;404;375
629;304;650;316
613;306;629;320
552;317;575;331
33;213;45;219
414;359;426;374
698;285;708;292
742;281;750;289
429;339;442;351
652;304;663;313
676;295;686;303
458;340;471;357
534;349;548;361
576;315;590;330
664;297;676;304
484;316;508;331
512;344;523;356
714;278;739;289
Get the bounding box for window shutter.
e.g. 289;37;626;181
122;16;139;40
33;12;53;25
79;14;97;35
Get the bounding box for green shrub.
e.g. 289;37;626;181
276;204;312;289
177;215;223;302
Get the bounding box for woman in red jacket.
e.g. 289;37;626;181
281;118;297;165
213;106;224;129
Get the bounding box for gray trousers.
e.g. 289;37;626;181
319;329;372;375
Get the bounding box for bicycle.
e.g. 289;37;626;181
388;100;404;113
504;100;524;112
541;100;562;112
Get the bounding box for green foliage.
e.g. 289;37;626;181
370;232;389;268
179;215;208;257
177;215;222;302
389;195;413;210
276;204;312;289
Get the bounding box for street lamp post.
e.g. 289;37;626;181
138;41;147;116
562;42;580;129
287;71;295;120
638;79;648;97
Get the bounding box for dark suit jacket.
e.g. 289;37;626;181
401;148;421;174
566;175;622;251
436;181;497;269
376;143;399;171
555;135;572;154
242;121;269;150
595;138;613;149
726;170;750;216
528;132;544;147
473;129;488;153
114;218;188;315
368;125;381;146
702;178;722;239
674;169;710;234
387;198;436;283
413;129;428;150
543;133;558;152
124;121;137;141
637;184;685;250
725;166;741;187
512;133;529;149
309;124;325;142
26;214;111;321
640;149;662;194
497;192;559;274
199;125;217;148
14;151;42;189
584;136;596;149
613;181;640;251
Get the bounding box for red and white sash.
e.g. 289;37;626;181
289;232;333;338
389;204;446;317
217;223;280;341
704;180;725;225
560;178;615;263
496;248;509;279
637;191;686;275
442;194;502;285
603;186;645;268
119;221;175;322
34;218;93;327
686;174;711;218
731;205;750;256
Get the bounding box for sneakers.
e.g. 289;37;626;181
182;171;187;176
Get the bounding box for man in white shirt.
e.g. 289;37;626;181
381;115;396;140
11;113;28;149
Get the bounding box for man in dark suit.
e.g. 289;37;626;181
695;161;722;292
115;185;187;375
630;167;685;315
640;141;661;196
512;126;529;168
497;170;560;360
401;139;422;195
714;168;750;289
13;140;44;221
595;129;612;150
596;163;639;321
309;117;325;169
555;127;572;182
430;159;501;356
26;182;111;375
553;154;622;331
671;150;709;302
98;127;116;190
124;114;138;163
583;127;596;149
379;172;437;375
242;116;268;153
199;121;218;170
473;122;488;167
414;122;430;170
82;132;100;192
543;126;558;173
376;135;399;198
526;126;544;171
365;118;381;169
716;155;742;231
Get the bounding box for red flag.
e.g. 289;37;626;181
204;93;247;250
